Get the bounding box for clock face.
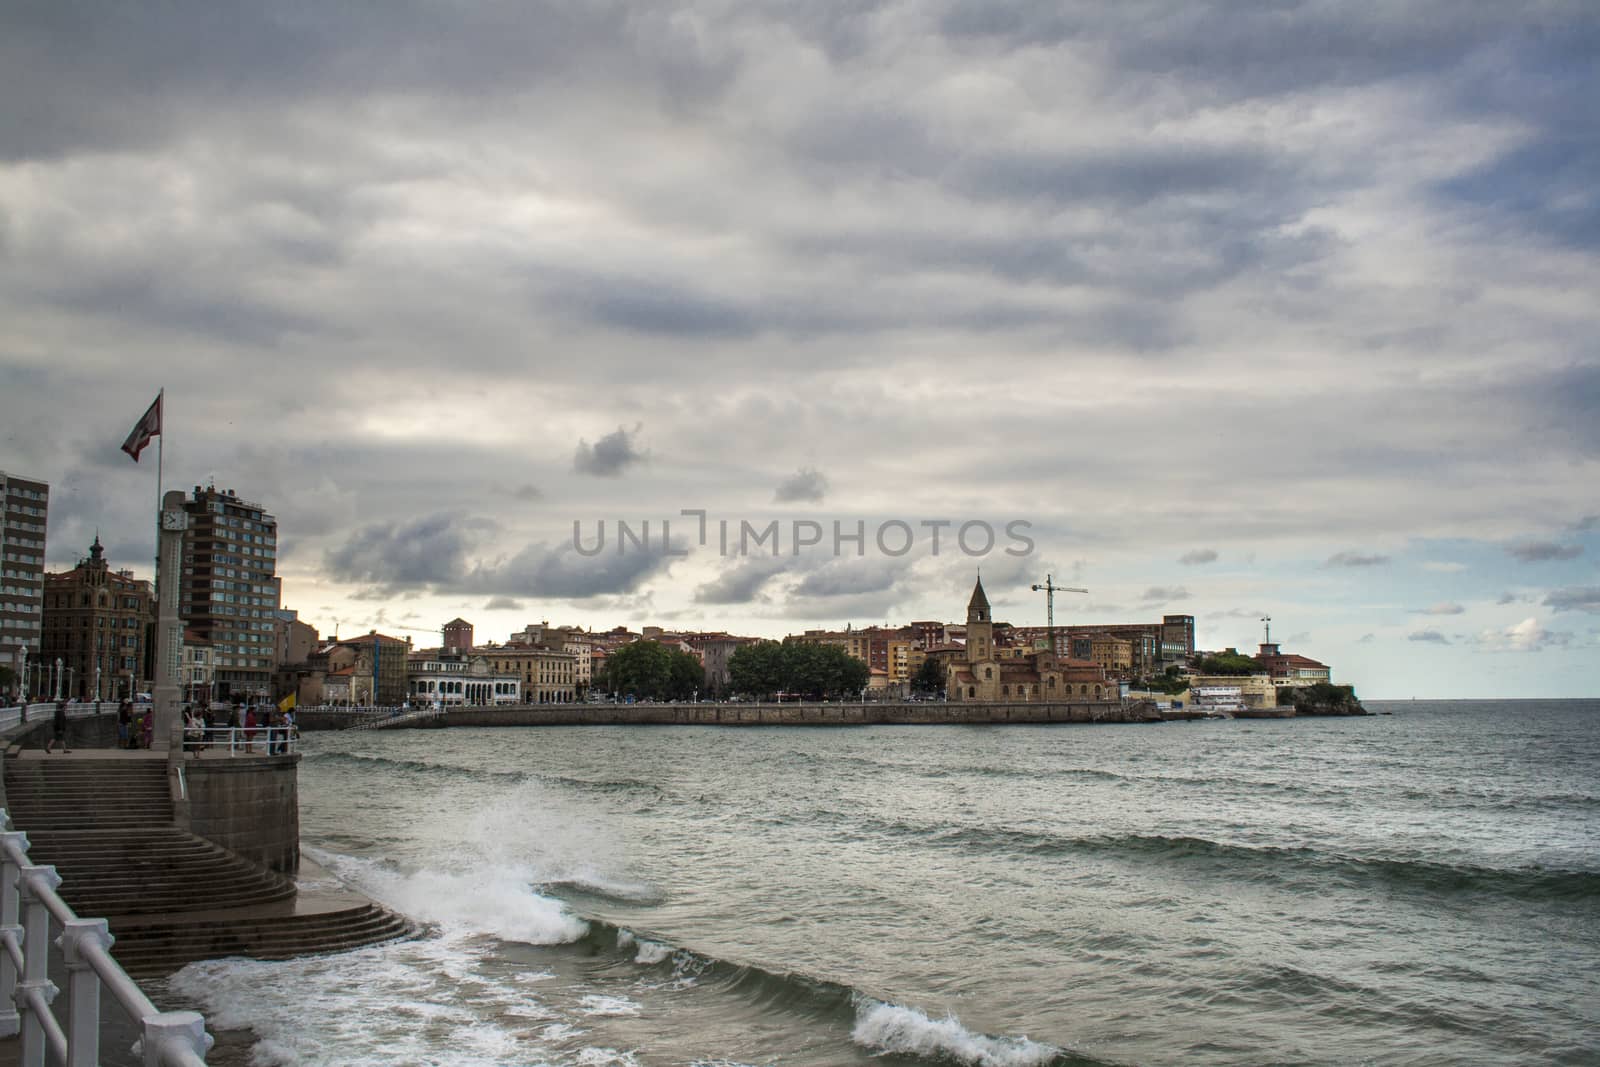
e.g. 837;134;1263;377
162;510;189;531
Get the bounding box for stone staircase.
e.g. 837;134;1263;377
3;753;412;977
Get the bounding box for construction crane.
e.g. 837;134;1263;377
1030;575;1088;651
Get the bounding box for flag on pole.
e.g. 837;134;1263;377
278;692;297;713
121;394;163;462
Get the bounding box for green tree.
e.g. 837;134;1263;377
728;641;870;699
729;641;785;699
911;657;944;695
599;640;703;700
1194;651;1261;676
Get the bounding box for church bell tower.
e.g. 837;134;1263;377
966;575;992;663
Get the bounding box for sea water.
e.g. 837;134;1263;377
163;700;1600;1066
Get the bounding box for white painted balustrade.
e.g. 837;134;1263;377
0;813;213;1065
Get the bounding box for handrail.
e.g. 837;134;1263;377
183;726;299;756
0;813;213;1065
346;706;447;732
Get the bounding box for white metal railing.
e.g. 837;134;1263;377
0;813;212;1065
346;706;447;732
0;704;120;735
183;726;298;756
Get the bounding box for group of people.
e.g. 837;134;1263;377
114;698;154;749
181;703;298;754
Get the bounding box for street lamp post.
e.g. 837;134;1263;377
95;665;102;704
16;645;26;705
53;657;62;700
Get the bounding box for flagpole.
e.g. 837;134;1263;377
155;387;165;592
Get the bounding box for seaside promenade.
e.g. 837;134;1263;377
0;704;409;1066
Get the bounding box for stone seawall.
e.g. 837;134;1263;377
444;700;1160;727
178;754;302;873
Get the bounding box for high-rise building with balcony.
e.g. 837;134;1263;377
179;484;280;700
0;471;49;698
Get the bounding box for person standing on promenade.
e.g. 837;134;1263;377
140;707;153;749
44;700;70;754
117;699;132;749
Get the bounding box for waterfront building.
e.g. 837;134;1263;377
690;633;759;695
947;577;1112;702
0;470;48;696
407;651;521;705
1254;640;1332;687
479;645;577;704
273;608;318;668
40;536;154;701
178;484;281;700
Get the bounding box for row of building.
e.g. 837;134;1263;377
2;471;1333;709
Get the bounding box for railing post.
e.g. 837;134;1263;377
0;827;26;1037
18;864;61;1067
59;918;112;1067
143;1010;211;1066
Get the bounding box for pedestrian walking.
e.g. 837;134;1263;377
44;700;70;754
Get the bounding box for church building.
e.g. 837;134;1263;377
946;576;1112;702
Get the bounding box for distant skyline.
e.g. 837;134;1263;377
2;2;1596;699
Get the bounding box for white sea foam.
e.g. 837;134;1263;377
617;929;637;950
578;994;643;1017
634;939;673;965
852;1000;1060;1067
575;1049;641;1067
168;934;564;1067
303;846;588;945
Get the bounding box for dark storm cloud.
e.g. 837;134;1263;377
483;596;522;611
792;558;908;598
694;558;787;605
774;468;828;504
1178;549;1217;566
1408;630;1450;644
323;514;487;592
1544;587;1600;614
0;1;733;160
511;485;542;502
1505;541;1584;562
573;425;647;478
466;541;678;600
1325;552;1390;568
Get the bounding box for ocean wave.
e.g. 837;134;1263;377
302;846;589;945
576;918;1106;1066
852;1000;1062;1067
305;749;668;798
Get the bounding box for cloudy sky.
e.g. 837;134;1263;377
2;1;1596;697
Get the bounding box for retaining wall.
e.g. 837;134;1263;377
444;700;1159;728
178;755;301;874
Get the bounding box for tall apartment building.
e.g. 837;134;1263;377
0;471;49;697
41;537;155;701
179;485;281;700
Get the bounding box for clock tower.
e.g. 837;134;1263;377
151;490;189;751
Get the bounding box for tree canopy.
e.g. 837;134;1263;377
728;641;871;699
598;640;704;701
911;657;944;695
1194;651;1262;676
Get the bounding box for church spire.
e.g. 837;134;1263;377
967;573;990;623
